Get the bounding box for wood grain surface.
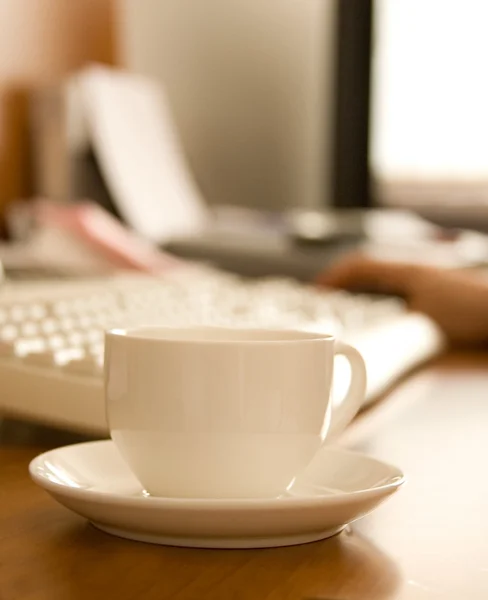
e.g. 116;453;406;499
1;352;488;599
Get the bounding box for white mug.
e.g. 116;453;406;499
104;327;367;499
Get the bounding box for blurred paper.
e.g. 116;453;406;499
0;202;185;277
34;201;184;274
77;65;208;243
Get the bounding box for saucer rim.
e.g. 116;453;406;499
29;440;405;509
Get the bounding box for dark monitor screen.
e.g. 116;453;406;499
331;0;374;210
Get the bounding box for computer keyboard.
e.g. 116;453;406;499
0;265;445;434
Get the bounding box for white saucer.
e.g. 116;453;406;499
29;440;404;549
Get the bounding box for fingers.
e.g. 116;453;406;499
316;254;419;297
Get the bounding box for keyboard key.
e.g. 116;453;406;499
77;315;94;329
24;348;86;368
55;348;86;366
66;332;86;347
52;300;73;316
63;356;102;377
28;304;47;320
10;306;26;322
1;325;18;341
59;317;76;332
41;319;59;334
47;336;66;351
15;338;46;357
86;329;103;344
21;322;40;337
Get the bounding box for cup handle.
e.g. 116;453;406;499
328;340;367;440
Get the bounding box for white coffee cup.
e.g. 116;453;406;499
104;327;366;499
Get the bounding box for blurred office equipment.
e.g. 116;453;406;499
28;60;488;280
0;201;184;279
0;198;483;435
29;1;374;276
4;200;487;284
28;0;488;276
14;0;488;239
0;264;444;434
2;0;486;437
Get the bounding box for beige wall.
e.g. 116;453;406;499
0;0;115;222
118;0;338;210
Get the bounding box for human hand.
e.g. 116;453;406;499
317;254;488;346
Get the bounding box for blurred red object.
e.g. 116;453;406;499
33;200;183;274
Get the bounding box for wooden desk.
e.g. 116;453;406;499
1;352;488;599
